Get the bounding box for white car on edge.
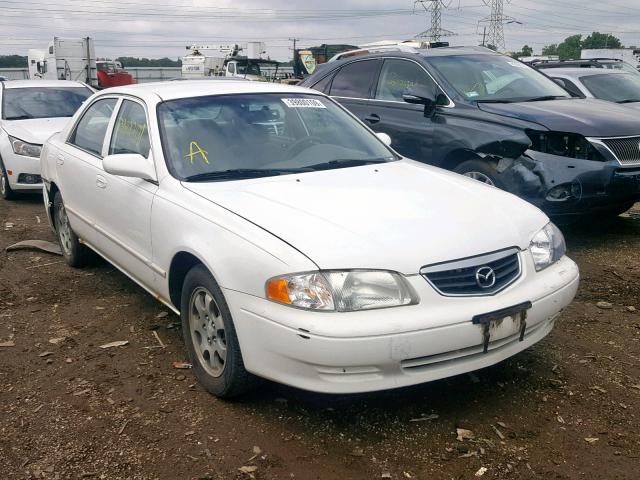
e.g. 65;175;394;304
0;80;93;199
40;81;579;398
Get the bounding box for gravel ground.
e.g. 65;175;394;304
1;196;639;480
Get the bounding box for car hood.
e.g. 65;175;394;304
1;117;71;144
182;160;548;274
477;98;640;137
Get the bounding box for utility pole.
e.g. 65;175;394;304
479;0;516;51
288;37;299;63
414;0;456;42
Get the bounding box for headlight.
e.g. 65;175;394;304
9;136;42;158
266;270;419;312
526;130;603;160
529;222;566;271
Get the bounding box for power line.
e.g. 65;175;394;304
479;0;516;51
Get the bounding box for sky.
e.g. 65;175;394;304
1;0;640;61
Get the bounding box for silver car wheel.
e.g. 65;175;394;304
0;172;6;196
57;204;73;256
189;287;227;377
463;171;495;187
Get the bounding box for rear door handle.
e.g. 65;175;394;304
56;155;65;166
364;114;380;124
96;175;107;189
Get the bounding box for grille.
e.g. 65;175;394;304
599;137;640;166
420;249;521;296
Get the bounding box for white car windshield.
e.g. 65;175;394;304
580;73;640;103
158;93;396;181
427;54;571;103
2;87;93;120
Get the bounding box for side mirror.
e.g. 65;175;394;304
103;153;157;182
402;85;439;117
375;132;392;146
552;78;566;88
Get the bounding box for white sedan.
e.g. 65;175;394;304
41;81;579;397
0;80;93;199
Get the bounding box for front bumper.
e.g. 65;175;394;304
0;149;43;192
501;150;640;218
225;254;579;394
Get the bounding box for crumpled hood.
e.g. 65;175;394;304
478;98;640;137
2;117;71;144
182;160;548;274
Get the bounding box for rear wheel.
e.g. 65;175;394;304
454;160;507;190
180;264;255;398
53;192;92;267
0;160;16;200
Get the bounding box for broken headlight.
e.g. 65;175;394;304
526;131;603;160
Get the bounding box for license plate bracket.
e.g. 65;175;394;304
472;301;532;353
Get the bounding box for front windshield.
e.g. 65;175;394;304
2;87;93;120
427;54;570;102
581;73;640;102
158;93;396;181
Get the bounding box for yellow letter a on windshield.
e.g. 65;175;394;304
185;141;209;164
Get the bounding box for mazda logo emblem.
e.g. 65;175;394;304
475;266;496;289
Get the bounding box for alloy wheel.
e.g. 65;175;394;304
189;287;227;377
463;171;496;187
57;204;73;256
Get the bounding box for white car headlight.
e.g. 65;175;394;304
530;222;566;271
266;270;419;312
9;136;42;158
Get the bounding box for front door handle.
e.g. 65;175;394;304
364;114;380;124
56;155;65;166
96;175;107;189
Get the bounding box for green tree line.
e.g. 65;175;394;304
511;32;624;60
0;55;182;68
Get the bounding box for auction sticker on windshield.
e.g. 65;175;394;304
282;98;326;108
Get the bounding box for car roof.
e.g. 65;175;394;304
1;79;87;89
325;45;499;66
546;68;628;78
102;79;319;101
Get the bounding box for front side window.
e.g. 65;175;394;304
158;93;395;181
580;73;640;103
2;87;93;120
109;100;151;158
330;60;380;98
375;59;436;102
427;54;570;102
69;98;117;156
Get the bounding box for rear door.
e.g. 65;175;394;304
328;59;382;121
366;58;439;162
58;96;118;245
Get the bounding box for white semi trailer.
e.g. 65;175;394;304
28;37;98;86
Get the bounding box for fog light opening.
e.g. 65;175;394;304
546;182;581;202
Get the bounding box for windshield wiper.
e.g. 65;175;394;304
520;95;569;102
183;168;312;182
4;115;33;120
306;158;390;171
617;99;640;103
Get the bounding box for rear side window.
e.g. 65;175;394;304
552;77;584;98
375;59;436;102
109;100;151;158
330;60;380;98
69;98;117;157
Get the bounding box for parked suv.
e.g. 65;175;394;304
301;46;640;219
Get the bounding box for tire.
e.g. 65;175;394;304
606;202;635;218
53;192;93;267
454;159;507;190
0;159;16;200
180;264;255;398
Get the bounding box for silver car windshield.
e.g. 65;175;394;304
2;87;93;120
580;73;640;103
158;93;396;181
427;54;571;103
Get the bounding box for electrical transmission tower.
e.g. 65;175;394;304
479;0;516;51
414;0;456;42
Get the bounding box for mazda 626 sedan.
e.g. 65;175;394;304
40;80;579;398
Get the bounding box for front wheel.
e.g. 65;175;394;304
180;265;255;398
0;161;16;200
53;192;93;267
454;160;506;190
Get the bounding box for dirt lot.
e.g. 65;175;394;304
1;196;639;480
